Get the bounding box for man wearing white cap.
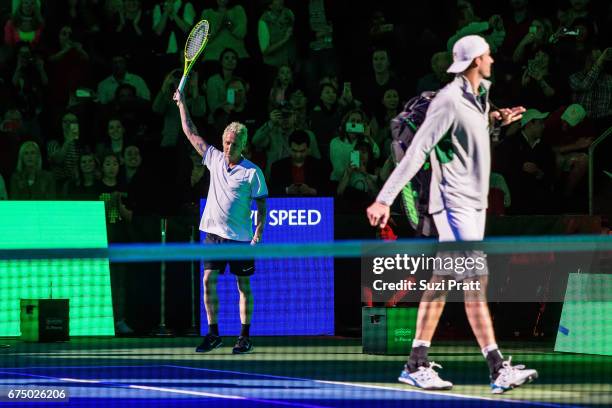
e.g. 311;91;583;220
367;35;538;393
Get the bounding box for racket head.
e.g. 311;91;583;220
184;19;209;65
178;20;210;93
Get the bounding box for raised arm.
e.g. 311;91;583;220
173;89;208;156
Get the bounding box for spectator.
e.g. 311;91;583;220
179;148;209;215
370;87;401;156
105;83;155;149
329;109;380;182
558;0;593;28
153;0;195;51
569;47;612;129
253;100;321;178
447;14;506;54
550;17;598;82
46;25;90;109
153;67;205;147
512;18;553;64
269;129;330;196
94;152;133;334
268;64;293;110
0;173;7;199
294;0;336;97
520;50;558;111
63;150;99;200
10;140;56;200
416;51;452;94
543;104;596;200
201;0;248;61
152;0;196;79
109;0;151;64
94;152;132;238
121;144;142;185
0;108;25;180
97;54;151;104
122;142;162;218
356;48;402;117
258;0;295;69
495;109;556;214
11;42;47;127
454;0;479;31
368;10;397;51
4;0;44;47
47;0;102;36
500;0;534;55
337;141;380;200
488;171;512;215
47;111;82;188
211;77;263;146
310;81;358;160
96;117;129;163
205;47;238;120
288;85;310;131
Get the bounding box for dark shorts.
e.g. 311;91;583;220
203;233;255;276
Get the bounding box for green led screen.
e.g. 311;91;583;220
554;273;612;356
0;201;114;336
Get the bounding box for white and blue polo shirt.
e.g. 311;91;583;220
199;146;268;242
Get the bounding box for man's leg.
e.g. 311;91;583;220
233;275;254;354
408;276;448;371
406;209;457;372
464;276;496;349
458;209;538;393
399;279;452;389
196;268;223;352
236;276;253;327
463;276;504;379
398;210;454;390
415;276;448;341
446;209;504;378
203;269;220;329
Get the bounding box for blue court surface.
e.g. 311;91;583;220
0;364;574;408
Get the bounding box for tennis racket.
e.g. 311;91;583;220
177;19;210;93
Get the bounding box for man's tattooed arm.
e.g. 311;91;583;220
174;90;208;156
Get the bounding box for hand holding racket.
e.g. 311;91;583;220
177;19;210;93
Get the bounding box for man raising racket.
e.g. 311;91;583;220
174;88;267;354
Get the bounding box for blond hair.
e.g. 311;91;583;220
223;122;248;147
16;141;42;173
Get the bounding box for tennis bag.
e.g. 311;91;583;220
390;91;438;237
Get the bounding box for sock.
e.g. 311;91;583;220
240;324;250;337
407;339;431;373
208;323;219;336
483;344;504;379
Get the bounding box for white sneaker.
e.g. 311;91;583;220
491;356;538;394
398;362;453;390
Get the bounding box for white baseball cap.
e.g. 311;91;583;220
447;35;490;74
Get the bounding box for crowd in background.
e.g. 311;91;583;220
1;0;611;236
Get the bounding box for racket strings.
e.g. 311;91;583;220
185;21;209;60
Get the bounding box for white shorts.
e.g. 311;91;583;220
431;208;488;279
432;207;486;242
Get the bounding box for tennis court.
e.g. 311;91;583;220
1;337;610;407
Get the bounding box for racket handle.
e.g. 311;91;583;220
178;75;188;93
